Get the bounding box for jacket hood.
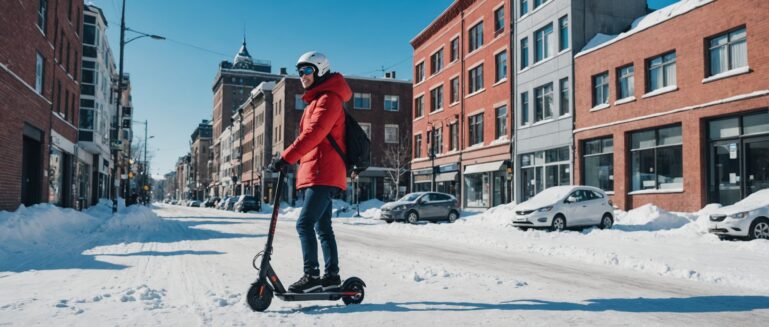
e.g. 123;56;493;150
303;73;352;103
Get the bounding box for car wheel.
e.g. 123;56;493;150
447;210;459;223
551;215;566;232
517;227;529;231
748;218;769;240
407;211;419;224
384;219;393;224
599;214;613;230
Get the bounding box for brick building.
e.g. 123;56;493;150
410;0;515;209
573;0;769;211
209;40;282;197
0;0;83;211
189;120;212;201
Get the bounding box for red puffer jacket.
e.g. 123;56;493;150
281;73;351;191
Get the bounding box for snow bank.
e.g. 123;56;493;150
613;204;693;231
0;201;186;271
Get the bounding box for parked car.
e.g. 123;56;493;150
204;197;220;208
224;196;238;211
216;196;231;210
380;192;460;224
189;200;201;207
234;195;260;212
709;188;769;240
512;186;614;231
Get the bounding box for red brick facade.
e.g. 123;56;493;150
574;0;769;211
0;0;82;211
411;0;513;207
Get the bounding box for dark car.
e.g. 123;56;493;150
234;195;260;212
380;192;460;224
216;196;231;210
204;197;220;208
224;196;238;211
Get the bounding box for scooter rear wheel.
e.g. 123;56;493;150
341;279;365;305
247;281;273;312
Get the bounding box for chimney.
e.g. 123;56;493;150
280;67;287;75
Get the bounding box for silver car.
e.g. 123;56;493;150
512;186;614;231
380;192;460;224
709;188;769;240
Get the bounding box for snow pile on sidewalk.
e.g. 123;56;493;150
0;201;180;271
613;204;694;231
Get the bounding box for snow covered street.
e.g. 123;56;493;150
1;202;769;326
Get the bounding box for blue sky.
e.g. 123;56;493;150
89;0;677;178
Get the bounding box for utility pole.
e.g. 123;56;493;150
111;0;127;213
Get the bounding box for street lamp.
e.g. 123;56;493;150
427;121;436;192
111;0;164;214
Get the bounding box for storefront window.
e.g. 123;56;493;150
464;173;489;207
48;147;64;205
630;125;683;191
583;137;614;191
520;146;570;201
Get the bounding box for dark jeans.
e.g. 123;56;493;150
296;186;339;276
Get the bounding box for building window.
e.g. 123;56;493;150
469;21;484;53
520;91;529;125
450;77;459;104
559;77;569;116
468;64;484;94
630;125;683;191
415;62;425;83
37;0;47;32
534;0;550;9
534;82;553;122
558;15;569;51
415;134;422;158
432;127;443;155
450;37;459;62
385;125;398;144
495;51;507;82
430;49;444;75
415;95;424;118
35;52;45;94
495;106;507;139
616;65;634;100
384;95;399;111
520;145;569;201
353;92;371;110
469;114;484;146
494;6;505;34
295;94;307;110
520;0;528;17
583;137;614;191
647;51;676;92
534;23;553;62
449;123;458;151
592;72;609;106
430;86;443;112
520;37;529;69
708;27;747;76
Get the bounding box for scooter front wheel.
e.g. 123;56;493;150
247;281;273;312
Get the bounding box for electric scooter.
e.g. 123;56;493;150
247;169;366;312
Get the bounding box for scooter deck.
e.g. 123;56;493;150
275;291;360;302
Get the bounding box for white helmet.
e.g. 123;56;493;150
296;51;330;77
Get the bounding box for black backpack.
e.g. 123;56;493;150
326;110;370;175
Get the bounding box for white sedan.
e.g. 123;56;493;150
512;186;615;231
709;188;769;240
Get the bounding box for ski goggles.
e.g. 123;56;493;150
297;66;315;77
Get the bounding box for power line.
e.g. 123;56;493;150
355;55;412;76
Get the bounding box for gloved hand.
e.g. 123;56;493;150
268;156;289;172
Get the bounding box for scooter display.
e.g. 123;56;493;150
246;169;366;312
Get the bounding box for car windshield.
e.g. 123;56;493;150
524;186;574;207
399;193;422;202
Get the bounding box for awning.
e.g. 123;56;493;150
435;172;458;182
464;160;506;175
414;175;432;183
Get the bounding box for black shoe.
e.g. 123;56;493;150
321;273;341;291
288;274;322;293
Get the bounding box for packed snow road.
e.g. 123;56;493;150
1;203;768;326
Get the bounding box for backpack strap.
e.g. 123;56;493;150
327;134;346;167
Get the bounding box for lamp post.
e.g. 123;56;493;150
111;0;164;213
427;121;436;192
